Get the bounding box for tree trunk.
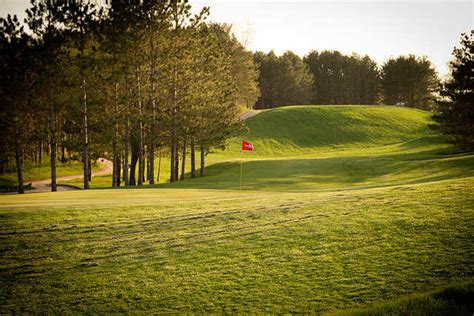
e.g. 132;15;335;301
88;159;92;182
14;125;24;194
148;143;154;184
49;84;57;192
170;141;176;182
60;118;66;163
148;31;156;185
112;146;117;187
174;143;179;182
157;147;162;182
116;153;121;186
39;141;43;164
190;138;196;178
142;146;146;183
113;82;119;187
180;139;187;180
200;144;205;177
136;57;144;186
82;77;90;189
130;141;139;186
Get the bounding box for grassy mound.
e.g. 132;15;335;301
161;106;473;191
220;105;438;157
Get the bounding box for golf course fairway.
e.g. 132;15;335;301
1;106;473;313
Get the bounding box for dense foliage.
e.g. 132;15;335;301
381;55;439;110
304;50;379;105
0;0;259;193
255;49;439;110
254;51;313;109
433;31;474;147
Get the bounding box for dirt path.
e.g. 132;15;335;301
240;110;261;121
30;158;113;193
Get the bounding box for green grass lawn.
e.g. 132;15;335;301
1;105;473;313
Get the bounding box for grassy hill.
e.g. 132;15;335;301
220;105;438;157
1;105;473;313
159;105;473;191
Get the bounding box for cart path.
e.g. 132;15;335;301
240;110;261;121
30;158;113;193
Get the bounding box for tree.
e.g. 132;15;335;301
254;50;313;109
0;14;35;194
1;0;253;190
26;1;68;192
57;1;103;189
381;55;439;110
303;50;380;105
433;30;474;147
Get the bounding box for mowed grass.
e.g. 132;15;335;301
1;105;473;313
0;178;473;313
67;106;473;191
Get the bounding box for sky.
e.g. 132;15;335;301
1;0;472;76
191;0;473;76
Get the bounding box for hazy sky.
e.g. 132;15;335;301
192;0;473;76
1;0;472;76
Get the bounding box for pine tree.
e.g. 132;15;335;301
433;31;474;147
381;55;439;110
0;14;35;193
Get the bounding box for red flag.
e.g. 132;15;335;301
242;140;254;151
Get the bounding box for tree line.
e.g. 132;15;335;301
0;0;259;193
1;0;471;194
254;50;439;110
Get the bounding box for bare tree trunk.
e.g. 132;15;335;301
82;77;89;190
116;154;121;186
200;144;205;177
112;82;119;187
148;143;154;184
142;146;146;183
39;141;43;164
130;141;139;186
170;147;174;183
148;31;156;185
14;122;24;194
49;84;57;192
123;125;129;186
123;66;130;186
180;139;186;180
170;141;176;182
88;159;92;182
190;138;196;178
174;143;179;182
157;147;162;183
60;118;66;163
135;57;144;186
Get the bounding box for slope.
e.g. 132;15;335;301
163;105;473;191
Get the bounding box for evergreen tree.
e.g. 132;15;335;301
381;55;439;110
303;50;379;105
0;14;35;193
433;31;474;147
254;50;313;109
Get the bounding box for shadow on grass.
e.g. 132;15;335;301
149;147;474;192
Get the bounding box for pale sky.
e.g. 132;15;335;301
192;0;473;76
1;0;472;76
